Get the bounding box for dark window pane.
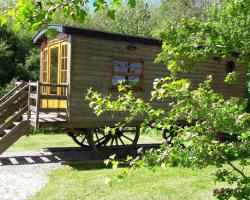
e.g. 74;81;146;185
113;60;142;73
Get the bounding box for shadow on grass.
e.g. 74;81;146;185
0;144;160;166
68;162;129;172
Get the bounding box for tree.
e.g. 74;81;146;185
85;0;155;37
157;0;215;23
0;40;15;86
0;25;39;96
86;1;250;199
0;0;137;30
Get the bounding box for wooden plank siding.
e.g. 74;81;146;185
68;34;247;128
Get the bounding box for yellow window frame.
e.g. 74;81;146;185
40;40;70;109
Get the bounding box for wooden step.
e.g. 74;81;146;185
13;122;21;126
0;121;28;154
4;129;11;134
0;105;28;134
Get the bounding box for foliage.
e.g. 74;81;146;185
154;0;250;73
88;75;250;199
85;0;155;37
155;0;214;25
0;78;16;97
87;0;250;199
0;25;39;97
0;0;136;30
0;40;15;86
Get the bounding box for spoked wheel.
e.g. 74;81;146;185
87;126;140;158
67;128;90;148
162;127;177;146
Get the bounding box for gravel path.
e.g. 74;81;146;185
0;145;160;200
0;151;61;200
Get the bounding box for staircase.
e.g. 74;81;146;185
0;82;30;154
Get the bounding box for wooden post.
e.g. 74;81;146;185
66;84;69;121
35;81;41;129
27;81;31;135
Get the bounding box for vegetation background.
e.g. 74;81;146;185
0;0;224;96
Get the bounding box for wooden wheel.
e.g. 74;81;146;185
87;126;140;158
162;127;177;145
67;128;90;148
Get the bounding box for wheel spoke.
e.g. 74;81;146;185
110;137;115;146
101;137;111;146
94;136;106;144
97;134;112;146
115;137;119;146
81;136;86;144
95;132;99;141
118;136;125;145
68;129;90;147
89;126;140;157
121;134;134;142
97;128;106;136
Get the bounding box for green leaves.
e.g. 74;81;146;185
84;1;250;199
0;0;138;30
107;9;116;20
128;0;136;8
0;15;7;26
45;29;57;39
224;71;240;84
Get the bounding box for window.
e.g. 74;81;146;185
111;59;143;90
59;43;68;95
41;47;48;94
226;61;235;73
61;44;68;84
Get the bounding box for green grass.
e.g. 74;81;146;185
9;133;249;200
8;133;78;152
8;132;161;152
30;164;222;200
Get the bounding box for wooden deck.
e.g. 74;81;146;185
24;113;68;128
27;82;69;128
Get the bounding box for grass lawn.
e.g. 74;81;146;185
7;133;78;152
8;131;161;152
7;132;249;200
30;164;224;200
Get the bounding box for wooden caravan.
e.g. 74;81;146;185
0;25;247;156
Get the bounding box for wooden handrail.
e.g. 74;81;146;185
0;84;29;111
0;96;28;123
0;81;25;105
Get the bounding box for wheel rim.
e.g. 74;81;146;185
67;128;90;148
88;126;140;158
162;127;177;145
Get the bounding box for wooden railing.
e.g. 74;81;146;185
28;82;69;128
0;82;29;133
0;81;26;105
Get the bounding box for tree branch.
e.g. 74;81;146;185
222;155;248;179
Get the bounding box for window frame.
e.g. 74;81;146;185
110;58;144;91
